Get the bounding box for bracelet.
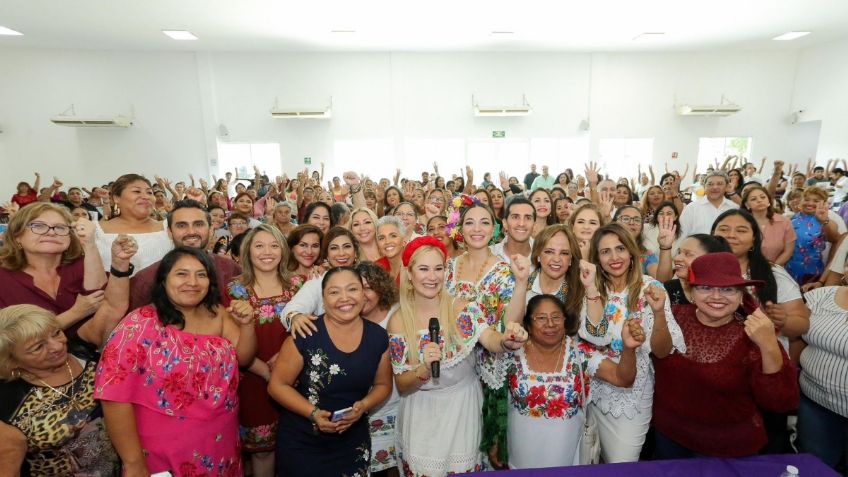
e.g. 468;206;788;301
586;295;602;302
659;246;672;251
349;184;362;195
414;363;430;383
309;406;320;422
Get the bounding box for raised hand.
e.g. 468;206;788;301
657;214;677;249
584;161;600;185
622;318;646;349
1;201;21;218
502;322;529;350
227;300;254;326
643;284;667;313
342;171;361;187
763;301;788;329
509;254;531;283
51;177;63;189
578;259;597;290
111;234;138;264
499;171;510;190
599;191;614;219
72;217;96;247
815;201;830;223
744;308;778;349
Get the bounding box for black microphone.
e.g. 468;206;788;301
428;317;440;379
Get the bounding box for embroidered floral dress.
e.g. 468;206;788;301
578;277;686;419
389;302;490;476
505;337;600;469
787;212;826;283
228;277;303;453
445;257;516;461
276;316;388;477
94;306;242;476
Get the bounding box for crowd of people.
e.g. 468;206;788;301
0;155;846;476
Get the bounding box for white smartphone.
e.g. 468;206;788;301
151;472;173;477
331;406;354;422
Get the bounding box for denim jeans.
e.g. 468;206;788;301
653;431;706;460
798;393;848;470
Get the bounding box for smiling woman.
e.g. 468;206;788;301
94;174;173;274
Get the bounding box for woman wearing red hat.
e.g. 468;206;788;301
652;252;800;458
388;236;529;476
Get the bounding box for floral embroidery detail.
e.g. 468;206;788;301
305;349;346;406
506;343;589;420
342;444;371;477
228;277;304;325
787;213;826;283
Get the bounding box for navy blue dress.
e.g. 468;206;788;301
276;316;388;477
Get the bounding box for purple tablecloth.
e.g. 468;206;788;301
469;453;837;477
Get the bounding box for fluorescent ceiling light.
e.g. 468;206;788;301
633;32;665;40
162;30;198;40
491;31;514;35
772;31;810;41
330;30;356;33
0;26;23;36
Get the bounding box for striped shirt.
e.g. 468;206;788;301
800;286;848;417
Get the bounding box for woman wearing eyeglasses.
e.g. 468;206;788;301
0;203;108;336
502;294;645;469
652;253;799;458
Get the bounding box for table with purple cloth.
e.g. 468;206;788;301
470;454;837;476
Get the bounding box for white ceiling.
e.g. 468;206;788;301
1;0;847;52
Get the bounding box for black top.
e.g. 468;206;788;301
664;278;692;306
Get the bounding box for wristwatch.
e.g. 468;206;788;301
110;263;135;278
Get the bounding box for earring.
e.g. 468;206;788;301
11;368;21;379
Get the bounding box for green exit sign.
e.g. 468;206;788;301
492;131;506;138
304;157;312;165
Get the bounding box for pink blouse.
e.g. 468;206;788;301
759;214;796;263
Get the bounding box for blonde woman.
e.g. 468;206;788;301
350;207;381;262
388;237;528;476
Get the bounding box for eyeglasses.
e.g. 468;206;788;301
692;285;739;296
531;314;565;325
230;221;248;226
617;216;642;225
27;222;71;236
396;212;417;218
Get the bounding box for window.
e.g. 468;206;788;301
217;142;281;181
697;137;753;172
597;138;654;180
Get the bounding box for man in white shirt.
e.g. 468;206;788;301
830;168;848;206
679;171;739;237
491;196;535;268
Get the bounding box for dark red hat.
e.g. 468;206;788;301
688;252;764;288
402;236;448;267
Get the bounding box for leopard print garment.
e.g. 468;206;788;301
10;359;119;476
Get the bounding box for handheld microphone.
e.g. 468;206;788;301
428;317;440;379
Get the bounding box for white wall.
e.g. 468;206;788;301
791;37;848;161
0;48;207;195
1;45;840;196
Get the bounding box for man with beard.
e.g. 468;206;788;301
128;199;242;311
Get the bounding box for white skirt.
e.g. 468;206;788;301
396;353;483;476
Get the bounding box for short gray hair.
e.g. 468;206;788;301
704;171;729;184
376;215;407;237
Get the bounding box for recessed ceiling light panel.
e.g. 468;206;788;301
0;26;23;36
633;32;666;41
772;31;810;41
331;29;356;33
162;30;198;40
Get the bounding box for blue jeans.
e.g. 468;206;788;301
798;393;848;469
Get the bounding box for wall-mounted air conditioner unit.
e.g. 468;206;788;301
51;116;133;127
675;95;741;117
50;105;134;128
270;97;332;119
473;95;532;117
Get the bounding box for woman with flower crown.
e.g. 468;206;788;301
443;195;531;468
227;224;304;477
388;236;529;476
